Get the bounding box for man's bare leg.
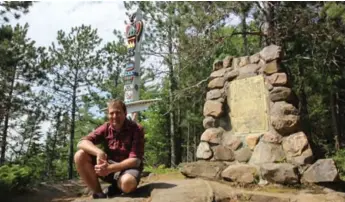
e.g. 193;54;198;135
117;173;138;194
74;150;103;194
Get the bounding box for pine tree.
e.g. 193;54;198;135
48;25;105;179
0;23;46;164
0;1;32;23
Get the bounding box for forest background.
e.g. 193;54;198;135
0;1;345;195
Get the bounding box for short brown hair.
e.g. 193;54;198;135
107;99;127;114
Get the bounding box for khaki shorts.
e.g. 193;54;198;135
91;156;141;184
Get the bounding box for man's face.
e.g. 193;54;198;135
108;106;126;130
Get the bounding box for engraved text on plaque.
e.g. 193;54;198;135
227;75;269;134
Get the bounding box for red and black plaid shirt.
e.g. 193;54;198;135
82;119;145;164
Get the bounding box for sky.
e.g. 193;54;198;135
9;1;131;136
7;1;242;141
10;1;130;47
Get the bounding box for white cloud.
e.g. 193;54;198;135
10;1;128;47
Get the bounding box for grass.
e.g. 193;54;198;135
141;165;185;183
143;165;180;175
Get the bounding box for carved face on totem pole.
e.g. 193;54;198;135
125;14;143;55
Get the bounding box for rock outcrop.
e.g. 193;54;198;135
181;45;340;186
81;179;345;202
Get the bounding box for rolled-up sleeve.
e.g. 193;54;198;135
80;123;107;145
128;125;145;160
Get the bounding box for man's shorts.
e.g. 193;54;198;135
91;156;141;184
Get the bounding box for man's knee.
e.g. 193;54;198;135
74;150;91;165
119;174;138;194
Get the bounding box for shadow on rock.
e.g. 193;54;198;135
317;180;345;193
110;182;177;198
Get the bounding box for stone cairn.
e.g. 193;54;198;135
181;45;340;185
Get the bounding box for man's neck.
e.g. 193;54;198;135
112;125;122;131
110;121;125;131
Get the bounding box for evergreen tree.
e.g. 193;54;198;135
47;25;105;179
0;23;46;164
0;1;32;23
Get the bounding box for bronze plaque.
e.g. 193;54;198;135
228;75;269;134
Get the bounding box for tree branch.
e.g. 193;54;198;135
175;77;209;96
224;31;265;38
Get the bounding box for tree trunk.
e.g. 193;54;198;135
298;64;311;135
48;110;61;177
187;122;190;163
331;90;340;150
193;125;197;161
339;92;345;147
168;51;176;167
340;101;345;148
17;136;25;160
335;92;341;148
241;10;248;55
68;71;78;179
167;11;180;167
0;105;4;136
24;124;35;164
50;117;59;176
0;66;16;165
166;132;171;168
261;1;275;46
62;113;68;147
176;46;182;165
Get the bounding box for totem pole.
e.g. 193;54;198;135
124;9;143;104
123;9;160;116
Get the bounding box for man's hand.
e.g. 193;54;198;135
96;152;107;165
94;159;111;177
131;112;138;122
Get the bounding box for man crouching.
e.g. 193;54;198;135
74;99;144;199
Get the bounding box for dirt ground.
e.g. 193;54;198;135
5;172;185;202
5;172;345;202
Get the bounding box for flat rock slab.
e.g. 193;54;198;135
302;159;339;183
260;163;299;185
221;164;258;184
73;179;345;202
80;198;146;202
150;180;214;202
180;161;227;180
83;180;214;202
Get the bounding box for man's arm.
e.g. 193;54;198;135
77;140;105;157
107;158;141;173
77;123;108;163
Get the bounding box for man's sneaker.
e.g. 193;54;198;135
106;182;122;198
92;192;107;199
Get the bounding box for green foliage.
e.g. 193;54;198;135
144;164;179;174
52;158;70;180
0;164;32;195
331;149;345;179
322;2;345;22
0;23;48;164
0;1;32;22
20;153;47;181
141;102;170;167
